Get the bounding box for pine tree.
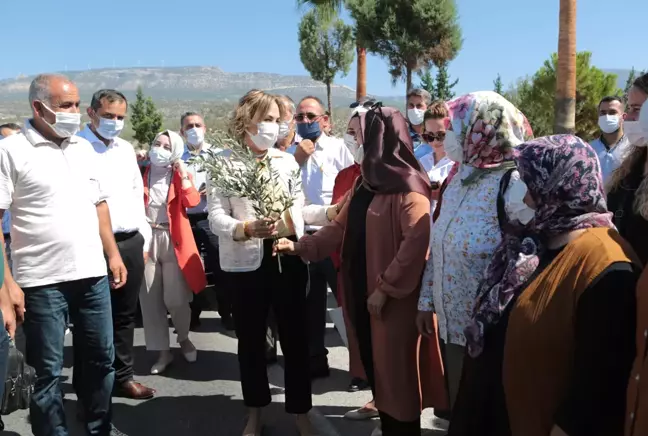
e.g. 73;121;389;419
130;87;163;147
625;67;637;98
435;63;459;101
418;68;437;99
493;73;504;95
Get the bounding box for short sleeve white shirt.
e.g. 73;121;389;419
0;121;107;287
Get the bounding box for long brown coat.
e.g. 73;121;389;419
298;189;447;422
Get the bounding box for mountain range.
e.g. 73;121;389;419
0;66;367;104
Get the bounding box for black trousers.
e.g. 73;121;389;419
307;256;337;363
188;214;210;320
232;239;311;413
73;231;145;387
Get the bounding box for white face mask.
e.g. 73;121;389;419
407;108;425;126
149;146;173;167
278;122;291;140
506;174;536;225
598;115;620;134
41;103;81;138
343;133;364;163
443;130;464;163
185;127;205;148
625;121;648;147
248;122;279;151
96;118;124;140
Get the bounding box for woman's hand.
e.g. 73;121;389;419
416;311;435;337
245;218;277;239
173;160;188;178
367;290;387;318
273;238;300;255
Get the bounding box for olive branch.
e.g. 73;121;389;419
190;130;301;272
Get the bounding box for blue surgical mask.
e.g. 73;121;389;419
297;121;321;141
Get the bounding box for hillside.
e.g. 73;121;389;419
0;66;361;103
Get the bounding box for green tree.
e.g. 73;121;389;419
347;0;462;95
513;52;622;141
418;68;436;99
130;87;163;147
297;0;368;100
435;63;458;100
298;10;355;118
493;73;504;95
625;67;637;97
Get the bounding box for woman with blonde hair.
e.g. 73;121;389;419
208;90;335;436
141;129;206;374
607;73;648;264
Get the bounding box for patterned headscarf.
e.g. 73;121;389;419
447;91;533;183
465;135;614;358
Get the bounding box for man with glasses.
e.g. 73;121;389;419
288;96;354;378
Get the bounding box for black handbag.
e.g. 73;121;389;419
1;341;35;415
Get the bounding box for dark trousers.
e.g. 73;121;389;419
24;276;115;436
232;239;311;413
189;214;210;321
307;257;337;363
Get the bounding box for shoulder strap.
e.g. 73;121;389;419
497;168;516;231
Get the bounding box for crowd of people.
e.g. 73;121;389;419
0;71;647;436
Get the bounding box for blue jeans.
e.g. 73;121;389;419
23;276;115;436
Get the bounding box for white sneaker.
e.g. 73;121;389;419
180;339;197;363
151;351;173;374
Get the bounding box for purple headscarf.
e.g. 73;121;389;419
465;135;614;358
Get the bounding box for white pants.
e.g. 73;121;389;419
140;228;193;351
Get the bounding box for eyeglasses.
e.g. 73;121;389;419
295;112;323;122
422;132;446;143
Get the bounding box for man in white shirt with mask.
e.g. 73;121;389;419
0;74;127;436
76;89;155;403
406;88;434;161
179;112;224;329
287;95;354;378
589;95;631;183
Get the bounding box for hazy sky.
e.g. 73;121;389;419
1;0;645;96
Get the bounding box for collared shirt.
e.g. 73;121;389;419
589;135;631;183
0;121;108;288
410;125;433;160
286;133;354;230
181;142;216;215
76;125;151;251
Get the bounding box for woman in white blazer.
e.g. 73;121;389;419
207;90;336;436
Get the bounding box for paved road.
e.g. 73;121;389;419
3;307;447;435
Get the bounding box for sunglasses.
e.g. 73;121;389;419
295;112;323;122
422;132;446;143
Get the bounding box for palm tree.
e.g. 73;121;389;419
554;0;577;134
297;0;367;100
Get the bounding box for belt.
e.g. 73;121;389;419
114;231;139;242
188;213;209;225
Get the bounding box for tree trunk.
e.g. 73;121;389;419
406;66;413;105
356;45;367;100
554;0;577;134
326;81;333;122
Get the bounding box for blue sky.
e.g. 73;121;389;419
0;0;645;96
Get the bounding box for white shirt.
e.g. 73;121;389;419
182;142;216;215
420;154;454;222
208;148;329;272
589;135;631;183
76;125;151;251
287;133;354;230
0;121;108;288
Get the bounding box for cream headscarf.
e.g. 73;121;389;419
152;129;185;166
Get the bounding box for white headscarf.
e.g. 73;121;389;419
152;129;185;164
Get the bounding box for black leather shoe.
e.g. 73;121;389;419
347;377;370;392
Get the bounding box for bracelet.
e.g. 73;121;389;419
243;221;251;238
